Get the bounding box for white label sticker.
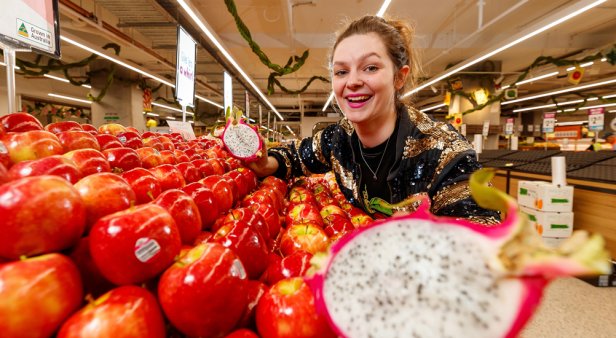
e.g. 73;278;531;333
134;237;161;263
229;258;247;279
118;135;127;144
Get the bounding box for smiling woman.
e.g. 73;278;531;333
247;15;498;224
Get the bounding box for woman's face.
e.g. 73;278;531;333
331;33;405;125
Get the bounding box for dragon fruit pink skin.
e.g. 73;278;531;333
305;169;610;338
221;118;263;162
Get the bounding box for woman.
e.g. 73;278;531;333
249;15;498;224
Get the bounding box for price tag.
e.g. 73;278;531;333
482;121;490;137
505;118;514;135
588;108;605;131
167;121;196;140
543;113;556;133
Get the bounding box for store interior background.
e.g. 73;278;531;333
1;0;615;149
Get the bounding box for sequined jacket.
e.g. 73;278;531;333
269;107;500;224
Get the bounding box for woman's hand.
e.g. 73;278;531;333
245;135;279;178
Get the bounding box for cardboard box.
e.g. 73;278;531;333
578;261;616;287
517;181;574;212
520;206;574;238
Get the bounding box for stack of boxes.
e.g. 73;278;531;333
517;181;574;247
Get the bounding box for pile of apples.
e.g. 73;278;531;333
0;113;373;338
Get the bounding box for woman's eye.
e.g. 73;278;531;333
365;65;378;72
334;70;348;76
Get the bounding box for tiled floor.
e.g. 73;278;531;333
521;277;616;338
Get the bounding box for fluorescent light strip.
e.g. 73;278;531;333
566;61;594;72
195;94;223;109
177;0;283;120
404;0;606;97
166;116;176;120
502;76;616;105
580;102;616;110
44;74;69;83
0;61;20;70
82;84;92;89
420;103;446;112
48;93;91;104
152;102;182;113
514;71;559;86
146;112;159;117
60;35;175;88
512;97;601;112
322;92;334;111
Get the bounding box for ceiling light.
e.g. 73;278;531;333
0;61;20;70
177;0;283;120
514;71;559;86
152;102;182;113
48;93;91;104
146;112;159;117
44;74;69;83
601;57;607;62
61;34;175;88
376;0;393;17
195;94;223;109
502;75;616;105
322;92;334;111
566;61;594;72
166;116;176;120
82;84;92;89
404;0;606;97
580;102;616;110
420;103;446;112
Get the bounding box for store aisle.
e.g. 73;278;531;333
521;277;616;338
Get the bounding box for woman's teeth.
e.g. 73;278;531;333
347;95;371;102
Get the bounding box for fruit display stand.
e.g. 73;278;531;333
0;114;612;337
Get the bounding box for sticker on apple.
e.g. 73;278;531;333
229;259;247;279
134;237;161;263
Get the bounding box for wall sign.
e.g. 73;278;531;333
0;0;61;57
175;26;196;107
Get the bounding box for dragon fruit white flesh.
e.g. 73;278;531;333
221;108;263;162
306;169;611;338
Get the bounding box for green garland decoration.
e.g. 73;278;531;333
22;101;91;120
443;45;616;119
2;43;122;103
223;0;329;95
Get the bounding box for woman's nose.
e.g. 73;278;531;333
346;71;363;89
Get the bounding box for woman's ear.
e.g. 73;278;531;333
394;65;411;90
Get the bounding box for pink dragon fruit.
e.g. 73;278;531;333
221;107;263;162
306;168;610;338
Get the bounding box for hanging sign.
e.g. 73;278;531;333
175;26;196;107
0;0;61;57
543;112;556;133
167;121;196;141
482;121;490;137
505;118;514;135
224;72;233;113
588;107;605;131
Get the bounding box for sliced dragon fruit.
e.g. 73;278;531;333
221;108;263;162
306;169;611;338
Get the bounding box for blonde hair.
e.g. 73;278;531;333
329;15;422;105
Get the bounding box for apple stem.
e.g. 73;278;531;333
85;293;95;305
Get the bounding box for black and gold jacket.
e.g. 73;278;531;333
269;106;500;225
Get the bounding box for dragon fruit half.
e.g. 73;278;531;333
221;107;263;162
306;169;610;338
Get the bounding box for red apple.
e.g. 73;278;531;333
141;131;157;139
0;123;4;137
217;207;271;249
280;222;329;256
149;164;186;191
157;135;175;151
176;162;201;183
320;204;347;221
152;189;201;245
182;182;219;230
125;126;140;134
0;176;86;259
323;214;355;237
58;285;166;338
206;157;226;175
238;167;259;192
103;147;142;173
262;185;285;211
74;172;137;229
81;123;98;135
69;237;115;298
315;194;338;209
256;277;335;338
89;204;181;285
350;213;373;228
211;220;269;279
225;169;250;197
57;130;100;152
142;136;164;151
261;175;288;196
262;250;313;286
242;189;275;210
116;131;143;149
0;253;83;338
7;155;81;184
200;174;234;215
95;134;123;150
226;157;243;170
191;158;214;176
193;230;213;245
158;243;249;337
220;173;240;204
288;186;317;206
1;130;63;164
237;280;268;329
286;203;325;228
45;120;83;134
98;123;126;136
0;163;7;185
225;329;260;338
0;140;10;168
63;148;110;177
0;112;43;132
173;149;190;163
136;146;163;169
248;202;282;241
120;167;162;204
184;148;203;161
159;150;177;165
